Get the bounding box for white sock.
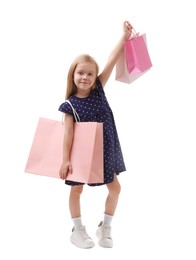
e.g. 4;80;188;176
72;217;82;227
103;213;113;226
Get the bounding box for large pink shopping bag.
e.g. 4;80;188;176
25;118;64;178
66;121;103;183
116;33;152;84
25;118;104;184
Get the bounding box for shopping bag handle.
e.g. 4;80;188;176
129;25;140;39
65;100;80;122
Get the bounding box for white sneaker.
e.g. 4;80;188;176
96;221;113;248
70;226;95;249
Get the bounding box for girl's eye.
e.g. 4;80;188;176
77;71;94;76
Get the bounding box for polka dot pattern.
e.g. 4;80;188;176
58;78;126;186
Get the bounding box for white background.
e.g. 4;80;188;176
0;0;196;259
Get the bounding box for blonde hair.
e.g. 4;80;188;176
65;54;99;99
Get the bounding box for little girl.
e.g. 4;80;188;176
58;20;132;248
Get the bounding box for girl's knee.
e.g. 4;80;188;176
70;185;84;196
107;176;121;195
115;181;121;195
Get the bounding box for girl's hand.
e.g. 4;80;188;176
59;161;72;180
123;20;133;40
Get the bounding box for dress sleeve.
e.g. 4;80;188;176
96;78;105;95
58;101;73;115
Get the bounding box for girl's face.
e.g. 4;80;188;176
73;62;97;97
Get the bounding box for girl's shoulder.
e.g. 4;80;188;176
58;99;74;114
96;77;105;95
96;77;102;88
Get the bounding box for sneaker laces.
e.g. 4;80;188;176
76;226;91;240
102;225;112;239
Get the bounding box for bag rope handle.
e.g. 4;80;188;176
130;25;140;39
65;100;80;122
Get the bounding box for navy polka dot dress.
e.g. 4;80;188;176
58;78;126;186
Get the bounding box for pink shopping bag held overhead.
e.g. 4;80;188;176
25;100;104;184
125;33;152;74
115;27;152;84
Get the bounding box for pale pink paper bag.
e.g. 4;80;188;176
115;33;152;84
25;118;64;178
25;118;104;183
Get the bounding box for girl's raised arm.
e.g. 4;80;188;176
98;21;132;87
